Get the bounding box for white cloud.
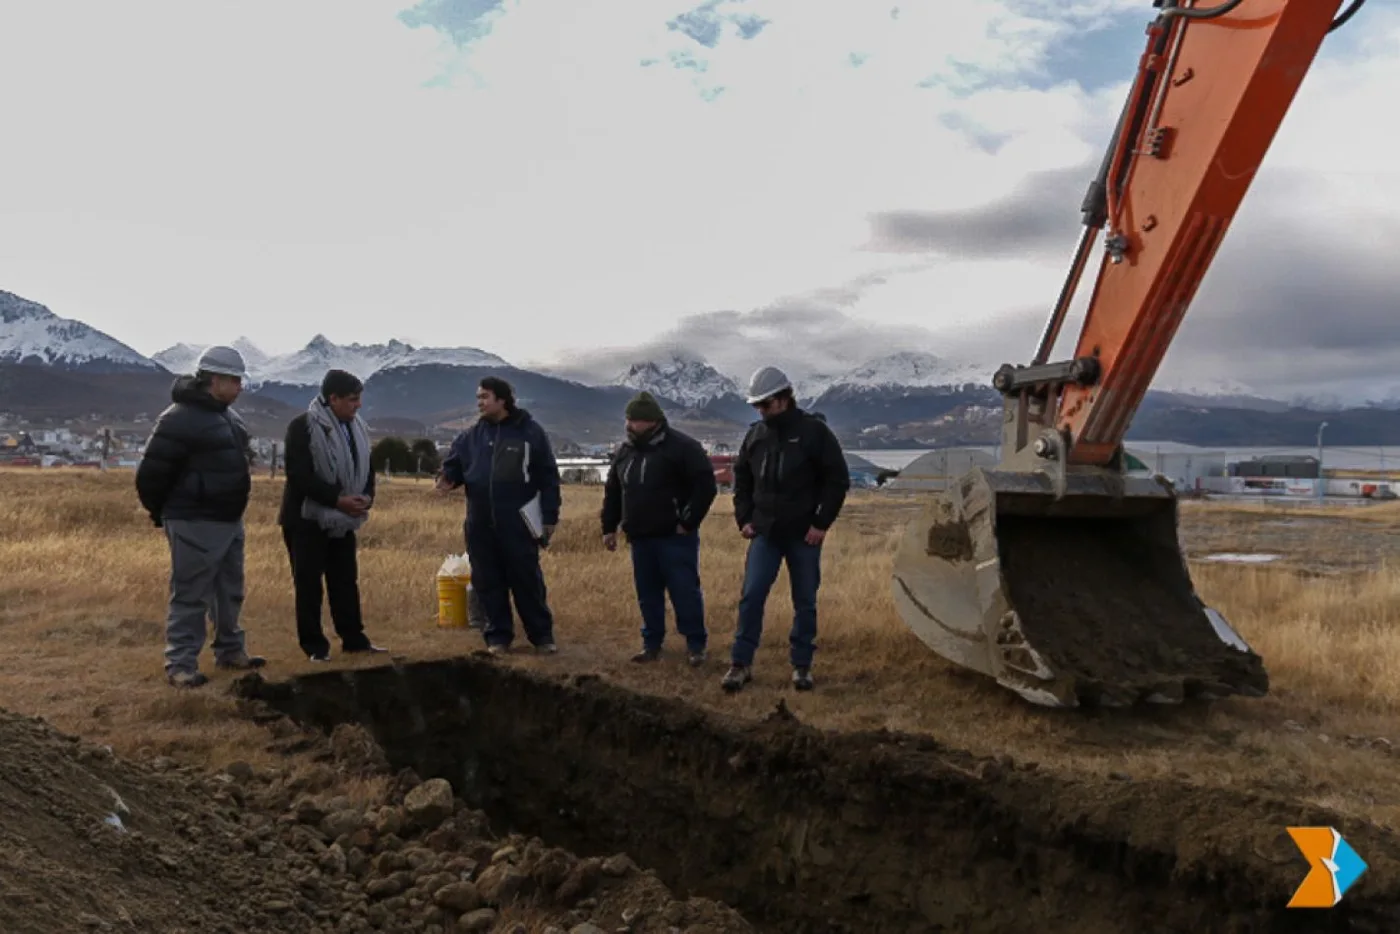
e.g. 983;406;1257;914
1;0;1396;402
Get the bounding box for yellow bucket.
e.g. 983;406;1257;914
436;573;469;629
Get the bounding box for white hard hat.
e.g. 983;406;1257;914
196;345;248;379
745;365;792;404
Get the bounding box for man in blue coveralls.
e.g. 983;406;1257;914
436;376;562;655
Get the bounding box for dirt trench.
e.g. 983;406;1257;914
235;658;1400;934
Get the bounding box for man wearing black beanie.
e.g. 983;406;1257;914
279;368;387;661
601;390;718;666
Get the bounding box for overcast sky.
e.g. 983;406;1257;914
2;1;1398;401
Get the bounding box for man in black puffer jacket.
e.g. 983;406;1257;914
601;391;718;666
135;345;266;688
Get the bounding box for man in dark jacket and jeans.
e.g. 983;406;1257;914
436;376;562;655
601;391;717;666
278;369;387;662
722;365;850;693
135;345;267;688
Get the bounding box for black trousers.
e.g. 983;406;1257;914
282;520;370;655
466;516;555;647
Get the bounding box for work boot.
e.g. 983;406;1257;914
215;652;267;671
486;644;509;656
631;647;661;663
688;648;707;668
535;643;557;655
307;650;331;663
721;664;752;693
792;666;814;691
168;670;208;689
345;643;388;655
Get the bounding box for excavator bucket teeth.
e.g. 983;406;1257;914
892;467;1268;708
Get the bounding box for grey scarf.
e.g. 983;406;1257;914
301;396;371;537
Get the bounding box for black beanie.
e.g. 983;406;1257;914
625;391;664;422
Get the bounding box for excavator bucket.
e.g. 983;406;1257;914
892;467;1269;708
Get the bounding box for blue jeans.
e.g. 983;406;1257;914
630;531;707;652
732;533;822;668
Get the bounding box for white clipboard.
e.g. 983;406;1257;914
519;493;545;540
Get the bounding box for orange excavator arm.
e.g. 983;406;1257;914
892;0;1371;709
993;0;1364;467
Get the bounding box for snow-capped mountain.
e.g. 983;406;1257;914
611;354;742;408
1150;374;1259;398
230;336;271;371
255;336;508;386
801;352;995;401
152;337;272;376
150;342;202;374
152;335;510;387
0;290;160;372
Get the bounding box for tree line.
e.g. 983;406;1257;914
368;437;441;475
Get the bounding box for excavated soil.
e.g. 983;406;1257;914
925;519;974;561
997;513;1270;703
236;657;1400;934
0;707;752;934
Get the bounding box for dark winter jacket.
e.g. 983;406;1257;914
600;419;717;539
733;405;850;541
278;411;376;527
440;407;562;530
135;376;253;525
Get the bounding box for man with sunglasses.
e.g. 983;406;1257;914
722;365;850;693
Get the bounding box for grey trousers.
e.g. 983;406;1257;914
163;518;248;674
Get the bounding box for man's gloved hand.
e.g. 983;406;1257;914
540;524;556;548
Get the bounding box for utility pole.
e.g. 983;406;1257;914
270;442;279;478
100;428;111;471
1316;421;1328;501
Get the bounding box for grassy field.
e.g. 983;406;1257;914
2;467;1399;827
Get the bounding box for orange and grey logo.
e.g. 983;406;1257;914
1287;827;1367;908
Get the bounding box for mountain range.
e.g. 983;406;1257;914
7;287;1400;449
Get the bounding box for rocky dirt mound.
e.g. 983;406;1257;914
0;708;752;934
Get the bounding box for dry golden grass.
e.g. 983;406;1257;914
2;468;1400;827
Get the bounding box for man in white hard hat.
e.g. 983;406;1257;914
721;365;850;693
136;345;266;688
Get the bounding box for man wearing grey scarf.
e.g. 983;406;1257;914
278;369;387;661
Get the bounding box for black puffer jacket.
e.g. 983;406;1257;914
733;405;850;541
135;376;253;525
601;420;717;539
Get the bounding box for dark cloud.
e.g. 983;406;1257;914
1155;193;1400;401
555;126;1400;405
864;162;1094;259
397;0;503;45
539;266;946;393
868;159;1400;402
556;159;1400;404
